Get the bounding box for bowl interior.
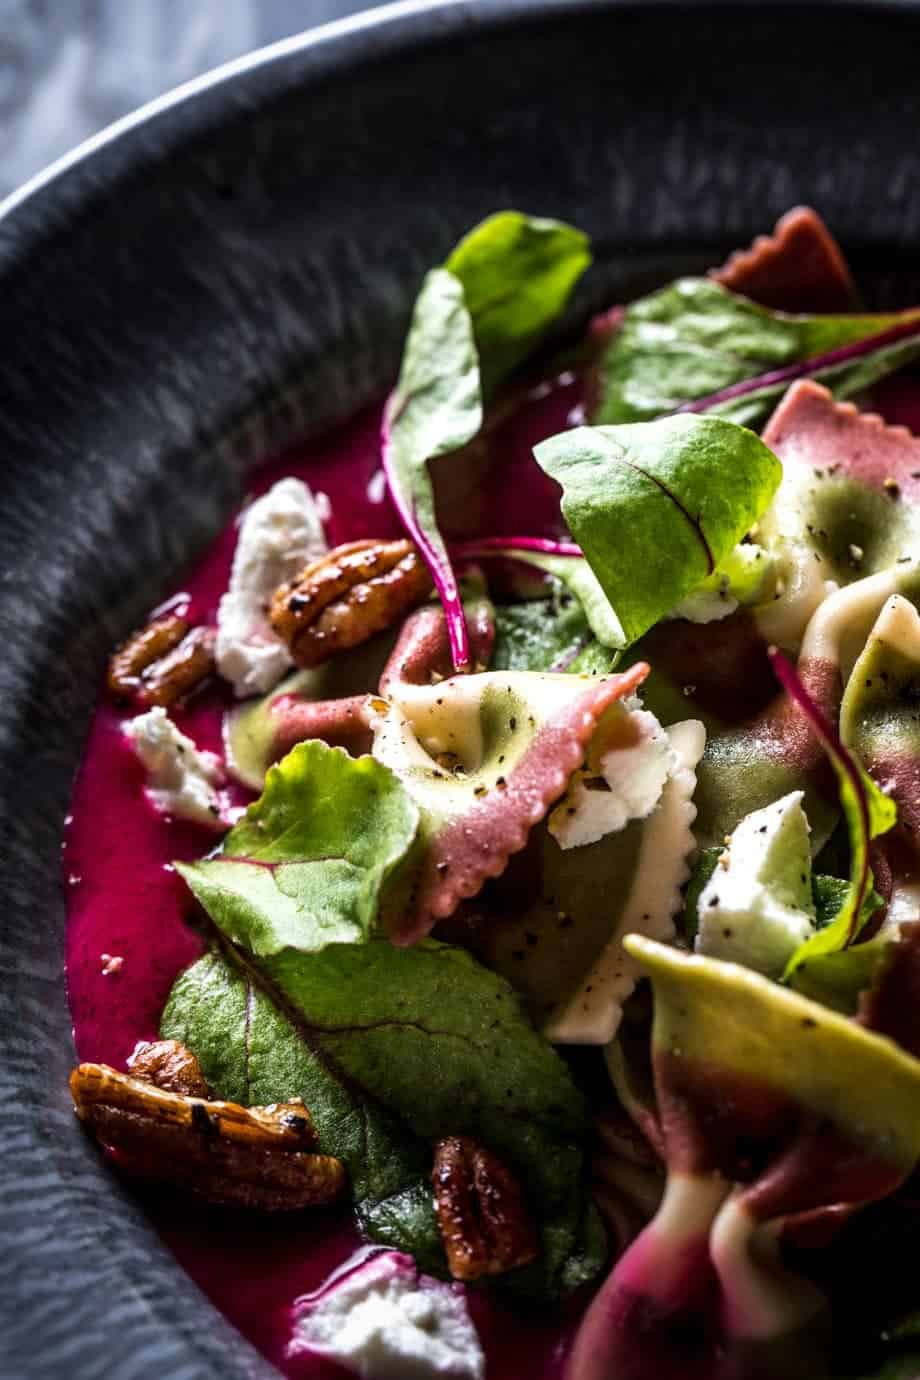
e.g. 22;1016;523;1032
2;3;920;1376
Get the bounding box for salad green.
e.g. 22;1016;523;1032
596;275;920;428
384;212;590;669
163;938;600;1293
535;414;781;646
177;741;419;956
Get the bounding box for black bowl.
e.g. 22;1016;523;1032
2;2;920;1375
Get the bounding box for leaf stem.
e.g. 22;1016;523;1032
381;394;471;671
452;535;584;560
768;646;871;947
679;314;920;416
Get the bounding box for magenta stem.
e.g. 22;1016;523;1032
381;393;471;671
679;315;920;416
768;646;871;944
453;536;584;559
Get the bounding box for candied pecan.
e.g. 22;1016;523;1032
70;1062;345;1211
432;1135;538;1281
108;616;215;708
127;1039;211;1097
135;625;216;708
269;538;432;669
107;615;188;699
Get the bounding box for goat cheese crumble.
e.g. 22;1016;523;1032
123;707;226;828
289;1249;484;1380
548;703;673;849
695;790;817;979
545;717;705;1044
216;476;327;699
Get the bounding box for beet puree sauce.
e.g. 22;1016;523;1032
64;380;584;1380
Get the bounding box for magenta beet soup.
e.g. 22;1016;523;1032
65;209;920;1380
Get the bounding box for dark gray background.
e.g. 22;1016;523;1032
0;1;383;199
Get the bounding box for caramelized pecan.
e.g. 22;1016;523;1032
269;538;432;668
432;1135;539;1281
127;1039;211;1097
71;1062;346;1211
107;617;215;708
107;615;188;699
135;625;216;708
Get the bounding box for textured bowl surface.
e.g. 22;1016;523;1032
2;2;920;1376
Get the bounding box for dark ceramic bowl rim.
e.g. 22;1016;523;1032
3;2;920;1378
1;0;918;249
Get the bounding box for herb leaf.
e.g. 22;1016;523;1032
456;537;625;651
691;325;920;430
384;212;591;670
176;740;420;956
492;599;594;673
383;269;483;670
595;277;920;429
162;937;600;1297
769;649;896;980
445;212;591;394
680;847;722;943
534;415;782;647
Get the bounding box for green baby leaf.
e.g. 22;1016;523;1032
176;740;420;956
492;597;596;673
789;930;889;1015
680;847;722;943
704;329;920;431
384;212;591;670
594;276;919;428
445;212;591;395
162;938;601;1298
534;415;782;647
490;547;625;649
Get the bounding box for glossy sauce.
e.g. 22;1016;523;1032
64;380;584;1379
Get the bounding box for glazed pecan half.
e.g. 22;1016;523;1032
107;616;215;708
71;1062;346;1211
127;1039;212;1098
432;1135;539;1281
269;538;432;668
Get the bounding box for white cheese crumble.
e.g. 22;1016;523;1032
289;1249;484;1380
670;543;773;625
216;477;327;699
695;790;816;979
545;718;706;1045
123;707;226;828
548;704;673;849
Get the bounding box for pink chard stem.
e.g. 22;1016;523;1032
768;645;872;944
680;315;920;416
452;536;584;560
381;393;471;672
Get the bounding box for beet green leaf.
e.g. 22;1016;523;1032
595;276;920;428
176;740;420;956
167;734;603;1297
769;649;896;981
383;212;590;670
534;414;781;647
162;937;602;1298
